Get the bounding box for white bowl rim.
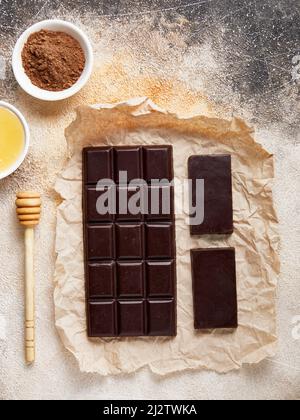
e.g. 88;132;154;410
12;19;94;102
0;101;30;180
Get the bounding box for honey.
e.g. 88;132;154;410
0;106;25;173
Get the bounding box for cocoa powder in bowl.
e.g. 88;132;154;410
22;29;86;92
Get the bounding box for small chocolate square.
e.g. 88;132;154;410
148;300;176;336
144;146;173;183
88;262;115;298
117;262;144;297
147;185;174;221
116;186;144;221
118;301;145;336
147;261;175;297
85;187;115;222
116;224;143;259
146;223;175;259
87;224;115;260
83;147;113;184
115;147;142;183
88;301;116;337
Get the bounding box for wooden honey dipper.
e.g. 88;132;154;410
16;192;42;364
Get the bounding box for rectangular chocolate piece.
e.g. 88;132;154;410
191;248;238;329
188;155;233;235
83;146;177;337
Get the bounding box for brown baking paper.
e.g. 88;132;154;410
54;98;280;375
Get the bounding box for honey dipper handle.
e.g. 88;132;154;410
24;228;35;364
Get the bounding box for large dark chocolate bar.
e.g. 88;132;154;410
83;146;177;337
191;248;238;330
188;155;233;235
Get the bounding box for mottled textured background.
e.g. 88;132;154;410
0;0;299;400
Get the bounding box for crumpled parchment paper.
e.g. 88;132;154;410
54;98;280;376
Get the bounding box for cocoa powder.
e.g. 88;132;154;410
22;30;86;92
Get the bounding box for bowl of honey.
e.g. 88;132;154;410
0;101;29;180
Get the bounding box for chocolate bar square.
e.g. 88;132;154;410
147;185;174;221
116;224;144;259
188;155;233;235
85;187;115;222
87;224;115;260
146;261;175;297
144;146;173;183
87;262;115;298
84;147;113;184
191;248;238;329
117;262;144;298
148;300;176;336
118;301;145;336
146;223;175;259
116;186;144;221
88;301;116;337
114;147;142;183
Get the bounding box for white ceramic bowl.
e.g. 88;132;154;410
12;20;94;101
0;101;30;180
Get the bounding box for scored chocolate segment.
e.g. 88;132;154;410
147;185;174;221
114;147;142;183
85;186;115;222
87;224;115;260
83;146;177;338
117;186;143;221
115;224;144;259
118;301;145;336
146;261;175;297
148;300;176;336
84;147;113;184
87;262;115;298
88;301;116;337
117;262;144;298
144;146;173;183
146;224;175;259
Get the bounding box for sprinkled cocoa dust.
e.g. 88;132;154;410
0;10;298;197
0;15;219;198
